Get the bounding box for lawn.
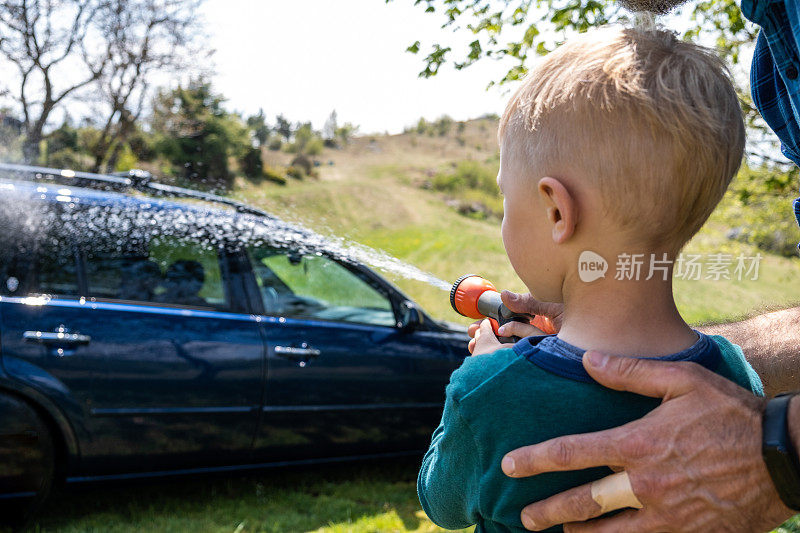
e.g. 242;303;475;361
26;458;469;533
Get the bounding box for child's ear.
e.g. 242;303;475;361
537;177;577;244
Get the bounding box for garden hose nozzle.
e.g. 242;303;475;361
450;274;555;343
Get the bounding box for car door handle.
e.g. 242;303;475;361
23;325;91;346
274;345;321;359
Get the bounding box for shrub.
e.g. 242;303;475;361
286;166;305;180
434;115;454;137
431;160;497;194
241;147;264;179
305;136;324;156
290;154;313;176
263;166;287;185
267;134;283;151
714;165;800;257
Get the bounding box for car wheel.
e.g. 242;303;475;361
0;395;56;528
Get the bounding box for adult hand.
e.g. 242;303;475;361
501;290;564;333
502;351;795;532
466;291;562;354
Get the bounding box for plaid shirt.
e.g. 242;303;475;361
741;0;800;227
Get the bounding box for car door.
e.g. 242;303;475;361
0;200;264;476
246;245;463;461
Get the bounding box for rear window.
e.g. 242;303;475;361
0;198;80;299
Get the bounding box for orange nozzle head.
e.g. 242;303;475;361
450;274;497;319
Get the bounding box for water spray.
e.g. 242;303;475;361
449;274;556;343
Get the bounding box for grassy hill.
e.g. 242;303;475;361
234;117;800;326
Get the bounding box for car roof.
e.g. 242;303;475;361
1;177;242;217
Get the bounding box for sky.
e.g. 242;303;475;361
201;0;520;134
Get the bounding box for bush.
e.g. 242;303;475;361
714;165;800;257
286;166;305;180
434;115;454;137
431;160;497;194
263;166;287;185
305;136;324;156
290;154;313;176
267;134;283;151
241;147;264;179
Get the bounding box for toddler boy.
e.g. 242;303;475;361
418;26;762;532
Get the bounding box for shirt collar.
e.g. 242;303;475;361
512;331;722;384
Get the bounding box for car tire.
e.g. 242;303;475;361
0;394;56;528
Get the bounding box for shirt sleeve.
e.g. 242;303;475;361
417;395;482;530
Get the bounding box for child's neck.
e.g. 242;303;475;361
556;272;697;357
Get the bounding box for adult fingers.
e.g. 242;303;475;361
497;321;546;338
501;291;564;320
563;509;649;533
519;483;601;531
582;350;728;400
502;429;628;477
467;320;482;339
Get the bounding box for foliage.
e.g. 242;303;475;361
275;114;293;141
286;166;306;180
267;133;284;151
430;159;502;219
241;147;266;180
396;0;767;147
151;78;252;189
712;165;800;257
287;123;325;156
247;109;271;146
0;0;204;164
263;165;288;185
398;0;756;84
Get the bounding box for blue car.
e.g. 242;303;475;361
0;164;468;522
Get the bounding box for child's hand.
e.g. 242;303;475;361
468;319;508;355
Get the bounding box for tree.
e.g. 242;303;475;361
0;0;205;166
275;114;292;141
151;78;251;189
87;0;204;173
323;110;338;147
335;122;359;146
397;0;773;160
247;108;271;147
398;0;755;85
0;0;109;162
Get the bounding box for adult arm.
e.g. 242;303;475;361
501;351;798;532
699;306;800;397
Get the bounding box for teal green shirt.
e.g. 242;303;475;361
417;335;763;532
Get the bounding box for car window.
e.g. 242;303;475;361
0;233;79;299
85;234;231;312
248;247;396;327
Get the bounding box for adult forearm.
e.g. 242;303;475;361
699;306;800;397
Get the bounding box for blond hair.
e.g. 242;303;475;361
499;26;745;250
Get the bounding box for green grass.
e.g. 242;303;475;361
28;458;471;533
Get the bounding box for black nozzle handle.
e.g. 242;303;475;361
476;291;532;343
